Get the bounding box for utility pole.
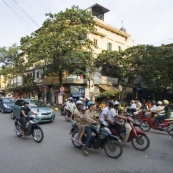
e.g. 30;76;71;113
44;75;47;104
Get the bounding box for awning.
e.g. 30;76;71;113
98;84;119;91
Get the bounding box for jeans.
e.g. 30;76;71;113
112;121;122;135
155;114;167;126
83;126;98;150
20;117;26;131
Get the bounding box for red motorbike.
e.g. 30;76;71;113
139;111;173;135
109;117;150;151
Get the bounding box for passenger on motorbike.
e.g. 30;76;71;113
20;101;37;136
128;100;137;114
144;101;157;118
108;102;127;140
66;97;76;121
155;100;171;129
100;100;114;122
153;101;165;118
82;101;100;155
73;100;85;144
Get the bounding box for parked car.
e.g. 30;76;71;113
11;98;55;123
0;97;15;113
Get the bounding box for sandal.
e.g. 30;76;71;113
83;150;88;155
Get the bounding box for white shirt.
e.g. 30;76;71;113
68;102;76;113
130;103;136;109
150;105;157;112
157;106;165;114
108;108;118;120
101;106;109;121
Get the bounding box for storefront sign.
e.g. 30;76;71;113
85;88;90;98
70;85;85;97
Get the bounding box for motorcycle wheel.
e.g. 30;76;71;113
10;111;15;119
32;127;44;143
15;125;22;137
167;124;173;136
104;139;123;159
140;121;151;132
133;116;142;124
131;134;150;151
71;131;83;149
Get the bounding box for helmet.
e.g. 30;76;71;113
76;100;83;106
87;101;95;107
86;98;90;101
114;101;120;107
158;101;162;105
82;106;87;111
65;99;67;101
23;101;29;105
108;100;114;107
163;100;169;105
131;100;135;103
152;101;156;105
79;97;83;101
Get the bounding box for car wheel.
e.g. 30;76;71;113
11;111;15;119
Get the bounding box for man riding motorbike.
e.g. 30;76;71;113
82;101;100;155
20;101;37;136
155;100;171;129
66;97;76;121
107;102;126;140
100;100;114;122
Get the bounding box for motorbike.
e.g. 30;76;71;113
61;104;66;116
139;112;173;135
13;114;44;143
109;117;150;151
70;121;123;159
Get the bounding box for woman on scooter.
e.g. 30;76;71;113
73;100;85;144
82;101;100;155
155;100;171;129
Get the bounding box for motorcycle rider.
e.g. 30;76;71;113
73;100;85;144
108;102;127;140
82;101;100;155
144;101;157;118
100;100;114;122
66;97;76;121
20;101;37;136
128;100;136;114
155;100;171;129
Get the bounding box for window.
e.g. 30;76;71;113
107;42;112;51
94;39;97;46
15;100;22;106
36;71;39;79
118;46;121;52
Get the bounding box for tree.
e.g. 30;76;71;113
20;6;96;86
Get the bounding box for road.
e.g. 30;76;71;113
0;111;172;173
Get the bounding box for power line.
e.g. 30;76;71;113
121;0;136;25
150;38;173;46
11;0;40;28
2;0;34;31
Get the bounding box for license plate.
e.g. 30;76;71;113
44;115;51;118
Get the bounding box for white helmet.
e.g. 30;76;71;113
79;97;83;101
163;100;169;105
76;100;83;106
131;100;135;103
157;101;162;105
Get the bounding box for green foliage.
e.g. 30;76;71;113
20;6;96;85
97;90;118;98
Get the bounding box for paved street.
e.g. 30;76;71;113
0;111;172;173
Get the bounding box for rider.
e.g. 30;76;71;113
128;100;136;114
108;102;127;140
20;101;37;136
144;101;157;118
82;101;100;155
73;100;85;144
101;100;114;122
155;100;171;129
66;97;76;121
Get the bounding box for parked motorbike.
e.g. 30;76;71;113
70;121;123;159
13;114;44;143
109;117;150;151
139;112;173;135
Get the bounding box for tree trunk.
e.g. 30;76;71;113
59;70;63;87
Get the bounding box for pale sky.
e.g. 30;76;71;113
0;0;173;47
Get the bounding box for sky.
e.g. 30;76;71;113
0;0;173;47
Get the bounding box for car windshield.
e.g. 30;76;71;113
27;100;47;107
3;98;15;103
